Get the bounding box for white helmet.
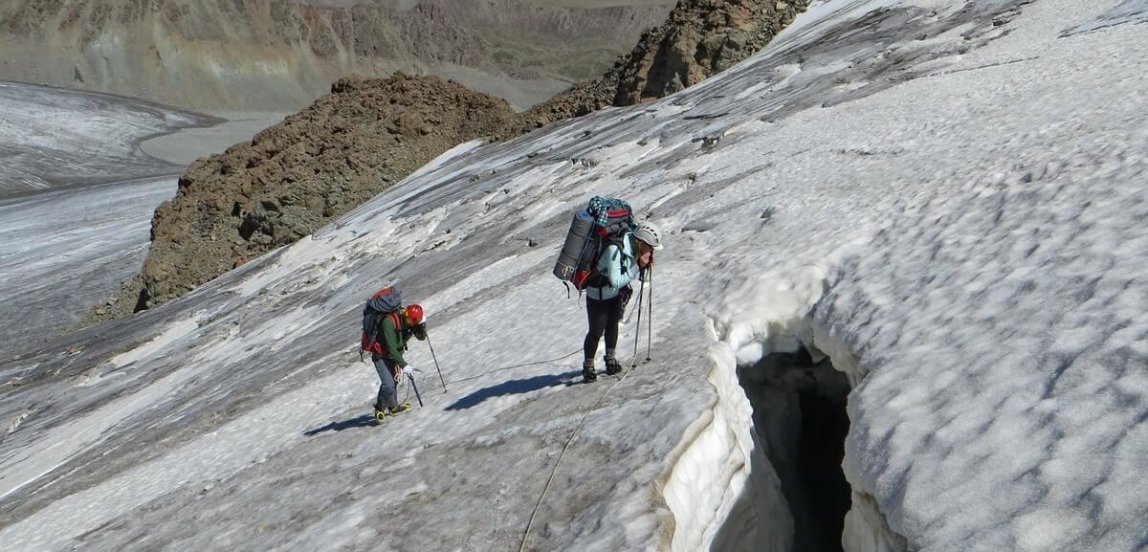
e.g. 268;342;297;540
632;221;663;250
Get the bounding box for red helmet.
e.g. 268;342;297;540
404;304;424;325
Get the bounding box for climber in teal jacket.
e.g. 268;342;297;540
581;221;663;382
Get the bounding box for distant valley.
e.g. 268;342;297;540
0;0;675;111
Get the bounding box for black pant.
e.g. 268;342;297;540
584;295;623;360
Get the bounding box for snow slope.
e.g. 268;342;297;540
2;0;1146;550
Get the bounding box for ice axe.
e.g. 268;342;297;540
408;371;425;407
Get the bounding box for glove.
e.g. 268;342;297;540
403;365;415;377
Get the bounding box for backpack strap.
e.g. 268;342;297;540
383;311;403;353
365;310;406;357
386;311;403;333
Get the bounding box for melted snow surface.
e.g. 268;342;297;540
1;1;1146;551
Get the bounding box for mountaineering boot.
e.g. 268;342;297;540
604;356;622;376
388;402;413;415
374;406;388;423
582;359;597;383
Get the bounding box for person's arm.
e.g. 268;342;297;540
401;311;428;342
382;315;407;367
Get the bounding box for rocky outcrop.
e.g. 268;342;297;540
513;0;812;131
613;0;812;104
87;0;812;321
131;74;517;310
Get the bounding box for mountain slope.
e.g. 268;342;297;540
513;0;814;130
135;73;519;310
91;0;816;321
3;0;1147;551
0;0;674;110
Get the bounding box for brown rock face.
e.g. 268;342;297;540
89;0;812;321
613;0;811;104
515;0;811;130
136;73;517;310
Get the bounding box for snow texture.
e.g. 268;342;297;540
0;82;211;196
1062;0;1148;35
0;176;177;355
1;0;1147;551
0;82;220;354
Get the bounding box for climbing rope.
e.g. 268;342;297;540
371;343;640;550
370;348;582;398
517;359;635;551
396;372;413;406
444;349;583;386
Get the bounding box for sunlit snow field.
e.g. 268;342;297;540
2;1;1147;551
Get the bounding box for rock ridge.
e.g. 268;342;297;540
85;0;812;323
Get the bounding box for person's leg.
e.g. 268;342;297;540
372;357;398;411
603;295;624;374
584;297;609;360
583;297;609;380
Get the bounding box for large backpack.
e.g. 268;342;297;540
553;196;634;291
361;287;403;355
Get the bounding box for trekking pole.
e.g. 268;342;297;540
409;373;425;407
426;334;448;392
646;265;654;362
631;272;646;369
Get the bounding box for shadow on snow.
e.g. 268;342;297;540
445;371;581;411
303;414;378;436
303;370;581;433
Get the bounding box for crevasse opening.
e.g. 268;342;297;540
661;340;794;552
730;346;853;552
660;265;884;551
662;334;856;552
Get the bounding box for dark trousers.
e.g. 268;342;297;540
584;295;622;360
